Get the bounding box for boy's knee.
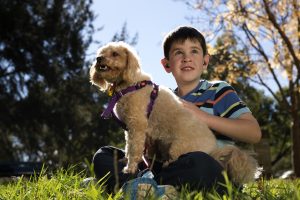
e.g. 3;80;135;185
189;151;223;168
93;146;125;163
183;151;225;189
179;151;224;180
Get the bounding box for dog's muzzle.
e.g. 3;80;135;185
97;64;110;71
95;56;111;72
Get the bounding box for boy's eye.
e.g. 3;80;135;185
174;50;183;55
191;49;199;54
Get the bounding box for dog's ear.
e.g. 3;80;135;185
122;47;140;82
89;62;109;91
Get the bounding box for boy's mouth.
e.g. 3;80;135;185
181;66;194;71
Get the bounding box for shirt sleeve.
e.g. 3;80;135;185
213;81;251;118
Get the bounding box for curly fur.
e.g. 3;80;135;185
90;41;259;185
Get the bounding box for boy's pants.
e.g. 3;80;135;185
93;146;226;193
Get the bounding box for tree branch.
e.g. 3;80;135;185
271;146;291;166
242;23;291;110
249;75;281;103
262;0;300;72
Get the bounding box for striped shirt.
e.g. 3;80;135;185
176;80;251;145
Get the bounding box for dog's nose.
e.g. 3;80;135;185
96;56;104;63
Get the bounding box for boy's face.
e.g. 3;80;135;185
162;39;209;87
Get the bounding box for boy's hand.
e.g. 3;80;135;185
181;99;261;143
180;99;209;124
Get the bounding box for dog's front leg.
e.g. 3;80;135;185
123;127;147;174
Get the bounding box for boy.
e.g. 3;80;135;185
160;26;261;146
92;26;261;194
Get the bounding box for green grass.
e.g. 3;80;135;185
0;168;299;200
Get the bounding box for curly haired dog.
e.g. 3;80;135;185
90;41;259;185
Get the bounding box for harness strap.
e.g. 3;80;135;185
101;80;153;119
101;80;159;130
147;83;159;118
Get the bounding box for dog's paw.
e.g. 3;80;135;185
122;165;137;174
162;161;170;168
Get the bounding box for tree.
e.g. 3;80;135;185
205;33;289;176
111;22;139;46
0;1;140;170
0;0;123;169
181;0;300;177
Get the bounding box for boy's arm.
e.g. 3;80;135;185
181;100;262;144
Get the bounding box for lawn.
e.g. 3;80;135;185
0;167;299;200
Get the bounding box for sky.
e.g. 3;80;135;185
88;0;201;89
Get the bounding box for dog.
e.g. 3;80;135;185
90;41;259;185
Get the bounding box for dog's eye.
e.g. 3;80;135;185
112;52;119;57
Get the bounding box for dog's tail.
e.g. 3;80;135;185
210;145;261;185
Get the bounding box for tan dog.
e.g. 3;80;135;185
90;41;259;185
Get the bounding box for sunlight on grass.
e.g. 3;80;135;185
0;166;299;200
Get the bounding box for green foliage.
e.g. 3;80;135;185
0;0;125;168
0;167;120;200
243;179;300;200
206;32;292;174
0;168;299;200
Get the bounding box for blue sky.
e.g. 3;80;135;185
88;0;201;89
87;0;288;96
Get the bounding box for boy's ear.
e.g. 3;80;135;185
161;58;172;73
203;54;210;70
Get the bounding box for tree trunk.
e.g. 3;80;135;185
291;87;300;177
254;132;272;178
292;111;300;177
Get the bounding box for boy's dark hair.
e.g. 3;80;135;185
162;26;207;59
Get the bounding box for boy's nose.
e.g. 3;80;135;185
183;54;192;62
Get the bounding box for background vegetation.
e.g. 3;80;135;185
0;0;299;180
0;168;300;199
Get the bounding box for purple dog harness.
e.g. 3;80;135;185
101;80;159;131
